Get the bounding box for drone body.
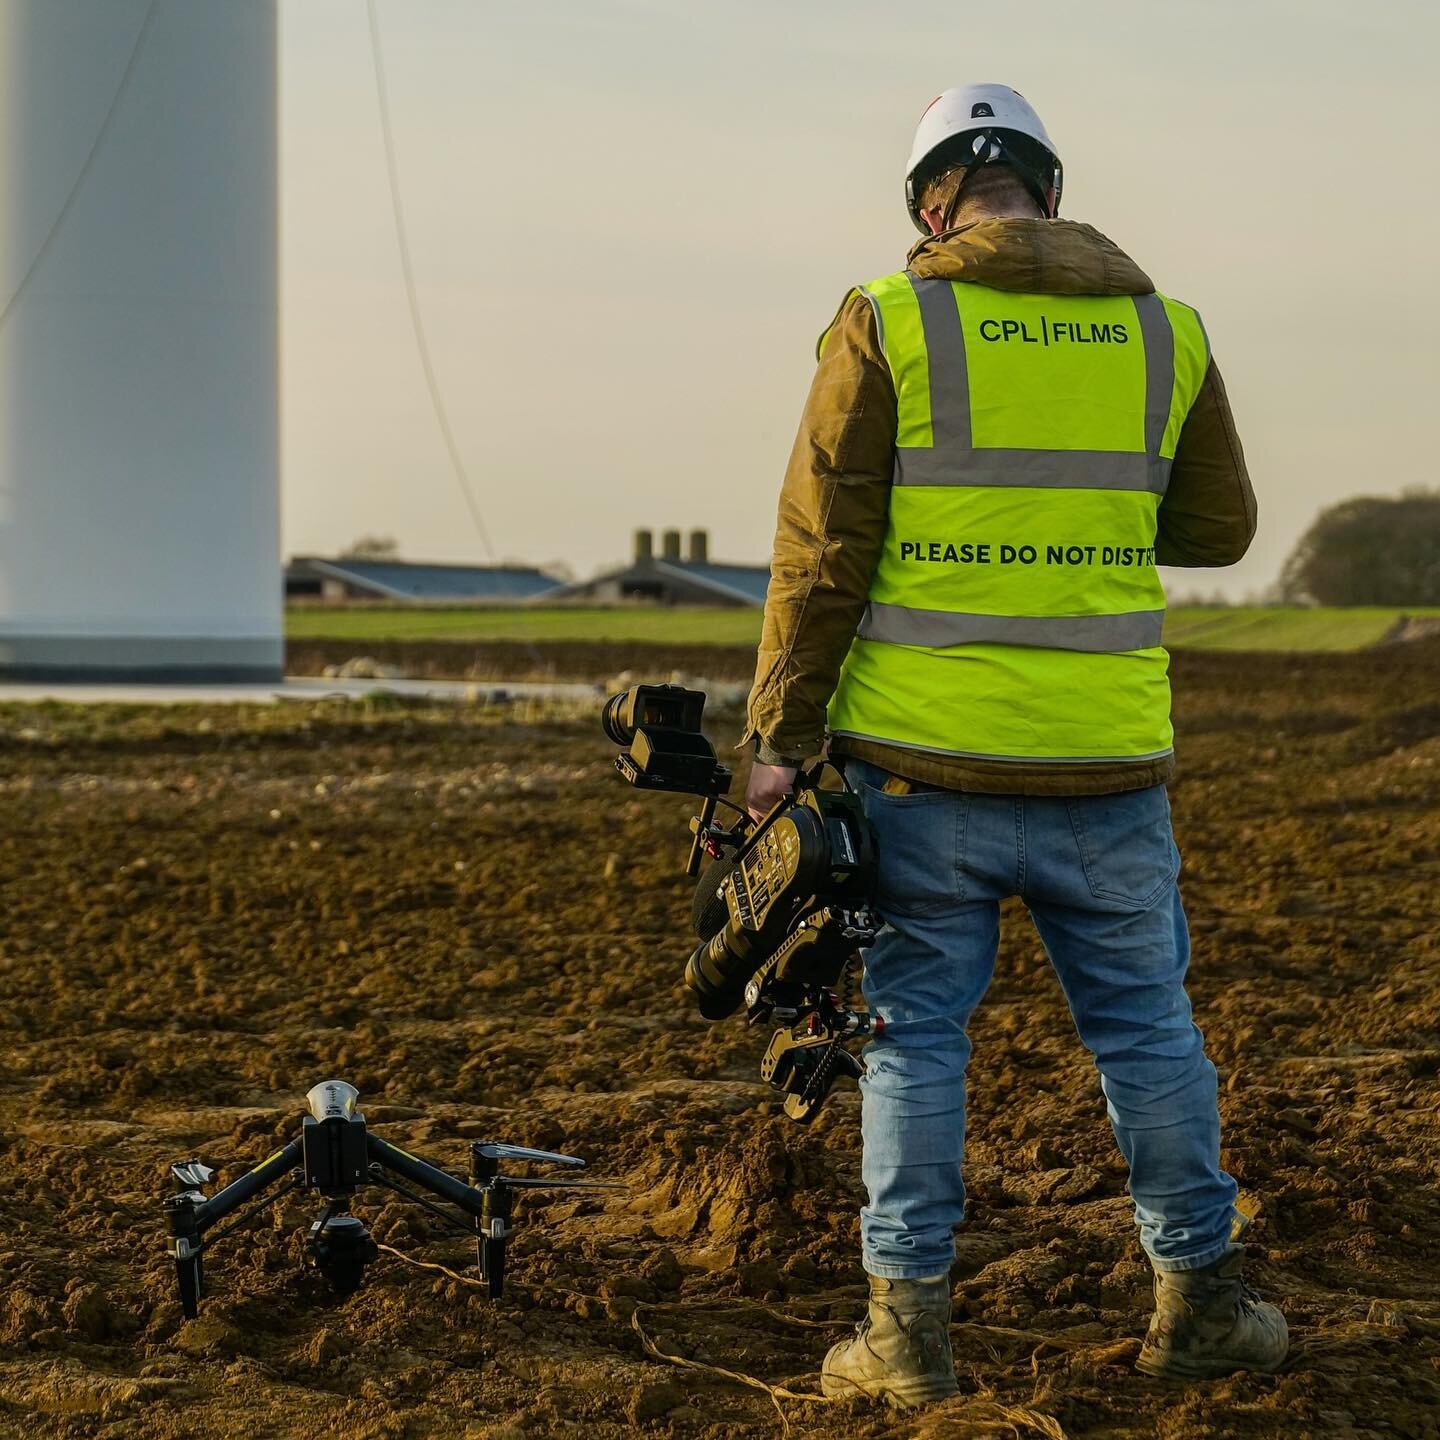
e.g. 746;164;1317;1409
163;1081;609;1316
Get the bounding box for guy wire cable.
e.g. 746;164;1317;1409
0;0;159;336
366;0;499;562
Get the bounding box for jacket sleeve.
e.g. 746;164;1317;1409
741;292;897;765
1155;357;1258;567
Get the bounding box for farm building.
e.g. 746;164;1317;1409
285;557;562;603
546;530;769;608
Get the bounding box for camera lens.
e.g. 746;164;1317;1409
684;930;756;1020
600;690;635;746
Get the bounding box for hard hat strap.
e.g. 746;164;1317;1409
917;128;1062;228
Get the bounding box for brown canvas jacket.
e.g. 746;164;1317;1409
742;217;1257;795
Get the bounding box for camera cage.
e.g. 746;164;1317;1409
604;684;884;1122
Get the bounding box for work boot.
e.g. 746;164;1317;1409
820;1274;959;1408
1136;1245;1289;1379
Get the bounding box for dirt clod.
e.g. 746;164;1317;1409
627;1380;686;1423
174;1316;249;1359
62;1284;118;1341
639;1247;686;1293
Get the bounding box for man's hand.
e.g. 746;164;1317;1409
746;762;798;823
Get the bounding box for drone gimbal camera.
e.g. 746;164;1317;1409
163;1080;613;1317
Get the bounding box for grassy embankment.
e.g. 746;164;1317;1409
287;605;1440;652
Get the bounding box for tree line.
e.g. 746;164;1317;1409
1279;490;1440;606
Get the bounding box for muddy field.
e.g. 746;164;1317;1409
284;638;760;686
1;643;1438;1439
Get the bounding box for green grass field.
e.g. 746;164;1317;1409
1160;606;1440;651
286;605;1440;652
285;606;764;645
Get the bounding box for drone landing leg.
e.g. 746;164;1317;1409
165;1138;304;1318
366;1130;507;1291
480;1180;512;1298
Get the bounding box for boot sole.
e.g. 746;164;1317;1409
820;1371;960;1408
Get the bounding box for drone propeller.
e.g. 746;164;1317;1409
170;1160;216;1192
472;1143;585;1167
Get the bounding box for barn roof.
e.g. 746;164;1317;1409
658;561;770;605
289;557;561;602
542;557;770;607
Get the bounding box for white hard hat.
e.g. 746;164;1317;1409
905;83;1063;232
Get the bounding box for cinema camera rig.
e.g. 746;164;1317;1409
603;684;884;1123
163;1081;615;1318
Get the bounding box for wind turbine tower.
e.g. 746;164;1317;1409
0;0;280;680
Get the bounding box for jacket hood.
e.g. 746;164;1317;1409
906;217;1153;296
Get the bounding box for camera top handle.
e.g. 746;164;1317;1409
682;740;860;880
605;682;866;876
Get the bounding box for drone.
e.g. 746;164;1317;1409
163;1080;614;1317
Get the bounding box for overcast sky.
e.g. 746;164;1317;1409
280;0;1438;596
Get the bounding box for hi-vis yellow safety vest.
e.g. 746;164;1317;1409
827;272;1210;765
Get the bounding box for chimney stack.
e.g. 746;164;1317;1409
688;528;709;564
633;527;653;563
661;528;682;561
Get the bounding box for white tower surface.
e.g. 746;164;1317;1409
0;0;280;680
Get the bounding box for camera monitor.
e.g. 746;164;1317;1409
605;684;731;796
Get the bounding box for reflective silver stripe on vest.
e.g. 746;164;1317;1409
858;601;1166;653
911;273;971;455
895;446;1171;492
1132;292;1173;456
896;276;1175;494
857;287;885;353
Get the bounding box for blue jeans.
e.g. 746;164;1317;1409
846;759;1237;1279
